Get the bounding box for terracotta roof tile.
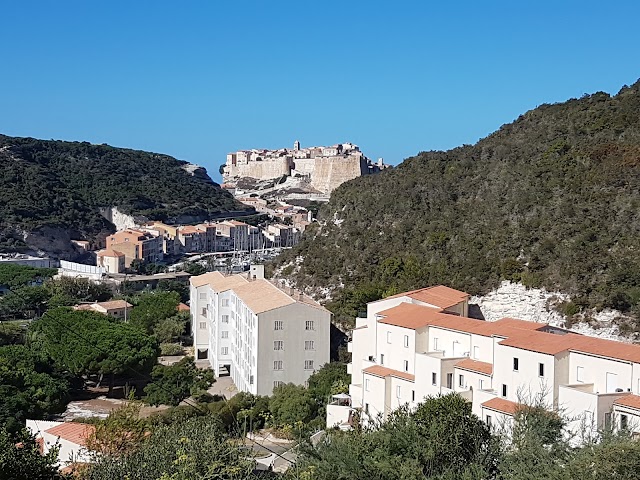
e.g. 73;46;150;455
233;279;328;314
94;300;133;310
362;365;415;382
614;394;640;410
96;248;125;257
381;285;469;309
45;423;95;447
177;302;190;311
498;330;583;355
481;397;520;415
570;337;640;364
455;359;493;375
190;271;248;290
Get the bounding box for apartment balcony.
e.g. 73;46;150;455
326;394;355;430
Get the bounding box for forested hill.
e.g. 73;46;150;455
278;80;640;325
0;135;249;255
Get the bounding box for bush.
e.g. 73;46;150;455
159;343;183;356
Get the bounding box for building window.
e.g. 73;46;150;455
201;308;206;316
365;378;370;391
396;385;401;398
305;320;315;331
404;335;409;348
432;372;437;385
387;331;392;344
433;338;439;350
305;340;315;350
274;360;283;370
412;390;415;402
621;414;629;430
473;346;480;359
199;292;206;299
222;299;229;307
513;358;519;371
446;373;453;389
221;347;228;355
502;384;507;397
221;331;228;339
576;366;585;383
222;315;229;323
604;412;612;429
199;322;206;329
380;353;384;365
249;375;254;385
459;374;465;387
479;379;484;389
486;415;492;426
404;360;409;372
539;363;545;377
274;320;283;330
274;341;283;350
274;380;284;389
305;360;314;370
365;403;369;414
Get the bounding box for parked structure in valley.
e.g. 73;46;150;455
190;266;331;396
328;285;640;439
223;141;388;194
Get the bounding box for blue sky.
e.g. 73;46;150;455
1;1;639;182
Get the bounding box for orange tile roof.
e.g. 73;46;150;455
177;302;190;311
498;330;583;355
190;271;248;290
570;337;640;364
377;303;446;329
96;248;125;257
481;397;520;415
178;225;203;235
493;317;547;331
382;285;470;309
232;279;328;314
362;365;415;382
614;394;640;410
45;423;95;447
455;358;493;375
94;300;133;310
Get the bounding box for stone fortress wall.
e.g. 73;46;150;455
223;141;387;194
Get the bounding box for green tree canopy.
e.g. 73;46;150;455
0;428;66;480
31;308;158;387
269;383;317;427
129;291;180;334
144;357;215;407
0;345;71;432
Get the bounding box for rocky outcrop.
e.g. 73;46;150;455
471;281;629;342
100;207;145;231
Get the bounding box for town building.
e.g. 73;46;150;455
74;300;133;319
190;268;331;396
26;420;94;469
95;248;126;273
332;285;640;439
106;229;163;266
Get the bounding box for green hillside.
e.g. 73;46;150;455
0;135;249;252
278;80;640;326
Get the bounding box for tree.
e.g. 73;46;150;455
84;416;255;480
153;316;186;344
0;428;66;480
31;308;158;392
144;357;215;407
129;291;180;333
0;345;71;433
184;262;206;276
269;383;316;427
85;401;148;457
156;279;189;303
44;277;112;305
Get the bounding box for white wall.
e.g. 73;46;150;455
568;352;632;394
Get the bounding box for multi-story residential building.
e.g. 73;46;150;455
95;248;126;273
215;220;250;252
190;268;331;396
106;229;163;266
335;285;640;438
176;226;207;253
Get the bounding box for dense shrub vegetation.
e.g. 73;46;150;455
0;135;248;246
279;81;640;326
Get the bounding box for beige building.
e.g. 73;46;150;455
106;229;163;266
190;269;331;396
74;300;133;319
335;285;640;441
96;248;126;273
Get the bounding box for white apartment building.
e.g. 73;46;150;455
333;285;640;439
190;269;331;396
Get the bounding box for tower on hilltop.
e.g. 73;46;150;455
294;140;301;151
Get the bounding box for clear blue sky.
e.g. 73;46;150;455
1;1;639;182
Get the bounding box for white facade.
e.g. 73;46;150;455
190;271;331;396
26;420;93;468
340;285;640;441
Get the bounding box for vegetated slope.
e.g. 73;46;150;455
0;135;249;253
278;80;640;326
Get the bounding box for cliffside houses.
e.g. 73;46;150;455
190;267;331;396
330;285;640;438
